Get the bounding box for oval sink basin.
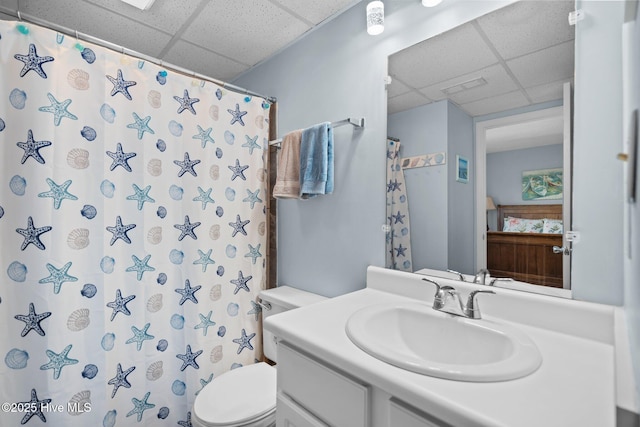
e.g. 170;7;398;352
345;302;542;382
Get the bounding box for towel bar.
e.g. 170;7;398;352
268;117;365;147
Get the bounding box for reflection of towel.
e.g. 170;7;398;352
273;130;303;199
300;122;334;198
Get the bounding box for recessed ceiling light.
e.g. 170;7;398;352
120;0;156;11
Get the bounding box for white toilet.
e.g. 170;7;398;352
191;286;326;427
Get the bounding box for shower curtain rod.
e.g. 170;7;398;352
0;6;277;104
268;117;365;147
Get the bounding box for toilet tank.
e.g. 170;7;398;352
259;286;326;362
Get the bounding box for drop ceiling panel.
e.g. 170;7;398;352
388;91;432;116
476;0;574;60
388;1;574;118
0;0;360;89
460;90;529;117
525;79;572;104
163;40;248;82
182;0;311;66
487;134;563;153
486;115;563;143
387;78;412;98
17;0;171;57
0;0;17;10
389;23;499;89
506;40;574;89
271;0;357;25
83;0;202;33
419;63;519;105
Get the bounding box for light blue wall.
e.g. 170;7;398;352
235;0;626;306
388;101;449;272
447;102;475;274
573;0;625;305
235;0;515;297
387;101;475;276
486;144;563;231
232;0;635;403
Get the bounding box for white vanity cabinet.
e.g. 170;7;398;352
388;399;453;427
277;342;369;427
266;268;624;427
276;342;450;427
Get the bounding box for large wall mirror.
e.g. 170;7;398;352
386;0;575;295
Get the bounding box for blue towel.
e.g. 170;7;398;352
300;122;334;198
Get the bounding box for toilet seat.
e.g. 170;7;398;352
193;362;276;427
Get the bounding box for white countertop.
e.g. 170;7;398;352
266;267;620;427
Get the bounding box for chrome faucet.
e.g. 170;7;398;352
446;269;466;281
422;278;495;319
473;268;490;285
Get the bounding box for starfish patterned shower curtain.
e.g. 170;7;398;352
385;139;412;272
0;20;268;426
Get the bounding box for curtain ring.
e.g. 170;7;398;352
17;10;22;21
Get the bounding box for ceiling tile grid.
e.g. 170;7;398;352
387;78;413;99
506;40;575;90
181;0;311;67
476;0;575;60
163;40;249;82
525;78;574;105
0;0;359;86
388;91;432;116
419;63;519;106
0;0;15;10
271;0;358;26
389;23;500;90
460;89;530;117
388;0;575;117
83;0;204;34
0;0;575;117
16;0;173;57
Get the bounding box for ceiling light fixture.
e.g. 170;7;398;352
422;0;443;7
120;0;156;11
366;1;385;36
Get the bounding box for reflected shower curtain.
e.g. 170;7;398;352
385;139;412;271
0;20;268;426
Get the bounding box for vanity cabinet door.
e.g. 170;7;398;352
277;392;329;427
389;399;452;427
278;342;370;427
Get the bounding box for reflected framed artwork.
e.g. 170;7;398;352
522;168;563;200
456;155;469;183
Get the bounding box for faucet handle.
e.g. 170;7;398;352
422;278;448;310
422;278;457;299
426;281;457;310
489;277;514;286
446;269;466;281
464;290;495;319
473;268;490;285
421;277;441;294
436;285;457;299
